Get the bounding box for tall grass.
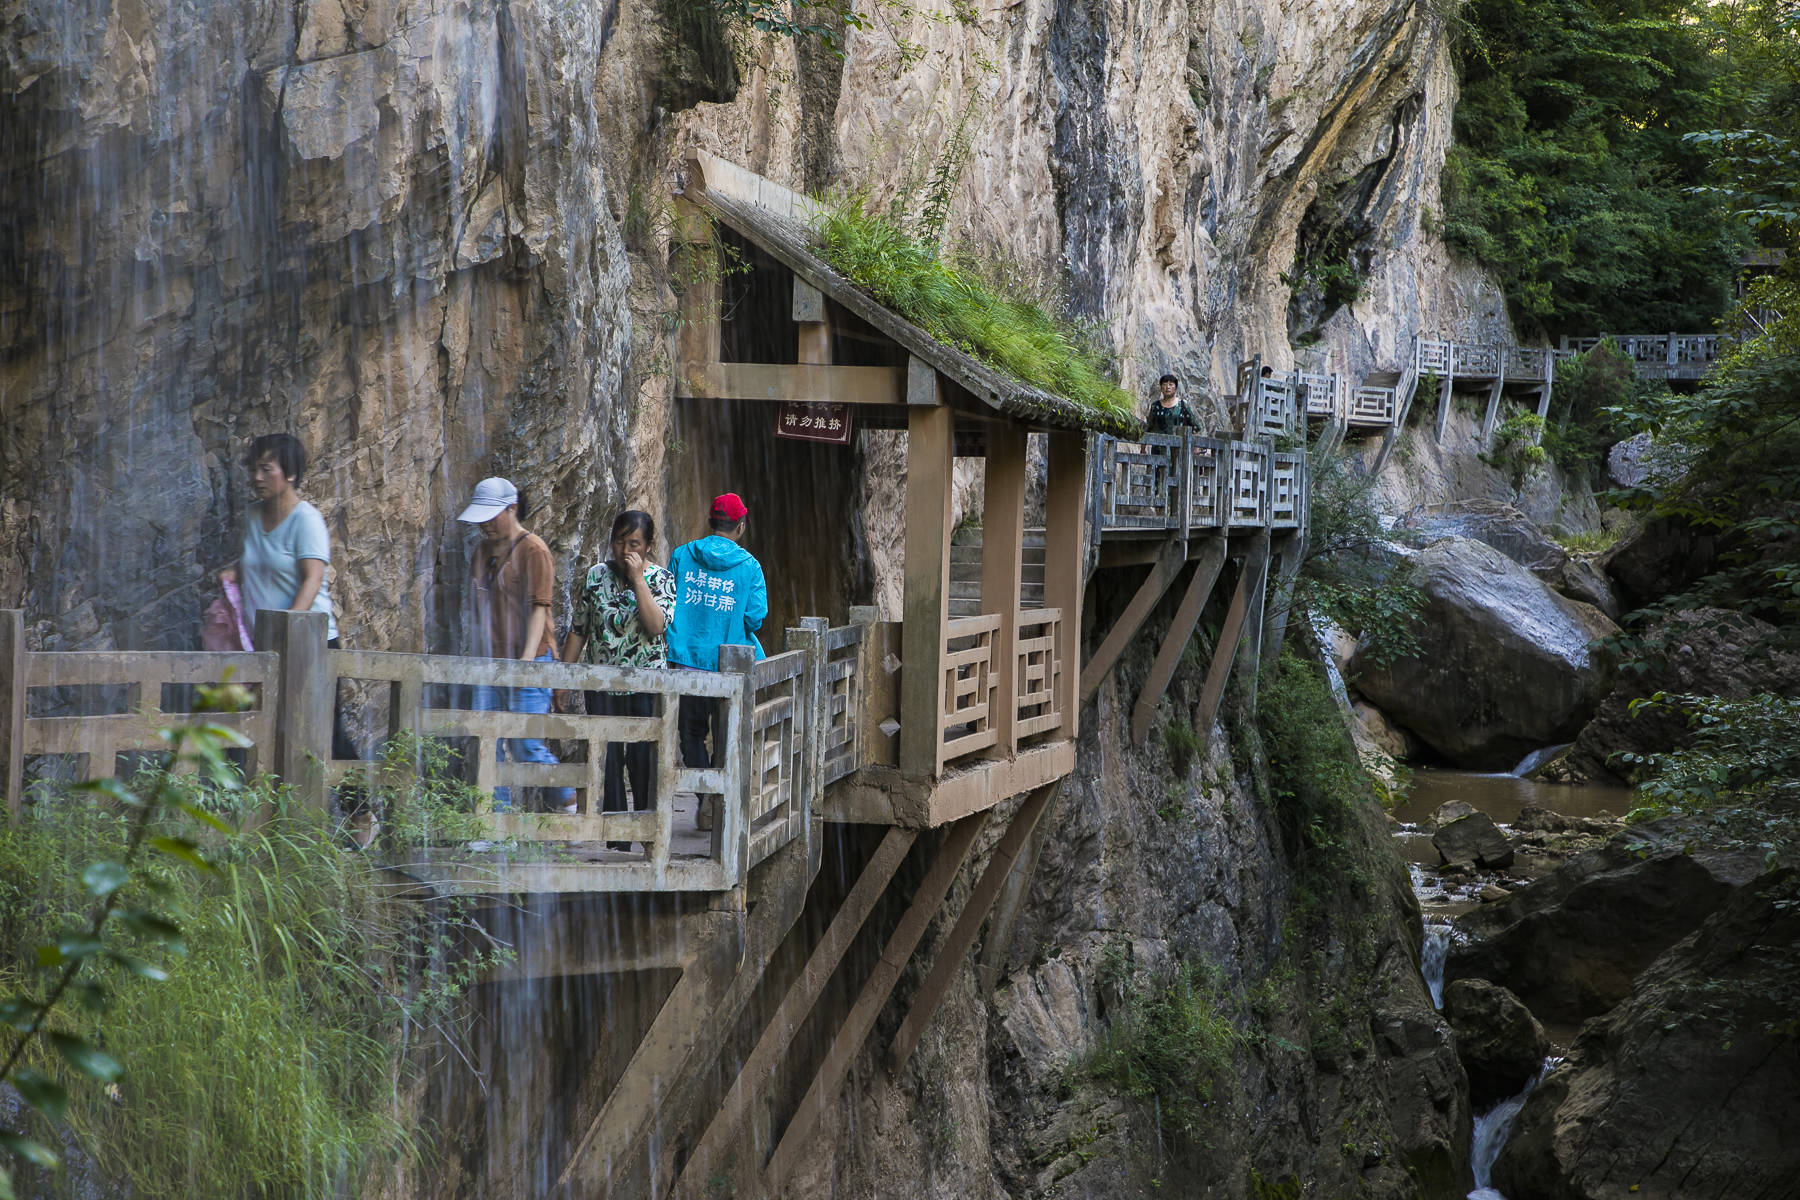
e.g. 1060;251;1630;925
812;195;1138;424
0;778;486;1198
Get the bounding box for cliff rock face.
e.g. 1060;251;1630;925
1;0;630;654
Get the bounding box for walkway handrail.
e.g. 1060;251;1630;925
1090;433;1308;539
0;607;872;893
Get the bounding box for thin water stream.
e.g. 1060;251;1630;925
1398;762;1625;1199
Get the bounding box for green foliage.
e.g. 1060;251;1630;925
1084;954;1242;1140
0;768;490;1196
1619;691;1800;813
370;731;490;850
0;685;252;1198
1541;340;1644;480
1162;716;1204;780
1683;0;1800;242
1441;0;1741;334
1480;412;1549;492
812;195;1136;424
711;0;864;47
1259;648;1379;853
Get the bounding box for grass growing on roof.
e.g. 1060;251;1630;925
812;195;1137;424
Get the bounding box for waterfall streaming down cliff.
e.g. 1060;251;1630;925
1468;1057;1559;1200
1421;919;1452;1009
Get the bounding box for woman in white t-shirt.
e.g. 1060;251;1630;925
227;433;337;640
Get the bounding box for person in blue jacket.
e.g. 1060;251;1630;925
668;493;768;770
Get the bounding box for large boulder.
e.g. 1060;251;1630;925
1406;500;1570;581
1493;870;1800;1200
1433;812;1515;869
1349;537;1620;769
1447;823;1766;1025
1560;608;1800;782
1601;515;1716;609
1443;978;1550;1110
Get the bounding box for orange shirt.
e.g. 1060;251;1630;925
468;531;556;659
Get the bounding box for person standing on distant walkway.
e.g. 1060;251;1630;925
1145;374;1200;434
564;509;676;843
667;493;768;776
459;477;574;814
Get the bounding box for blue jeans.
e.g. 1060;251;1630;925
472;652;574;812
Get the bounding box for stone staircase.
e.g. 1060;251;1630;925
949;525;1046;617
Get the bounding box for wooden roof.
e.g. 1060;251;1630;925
680;152;1141;438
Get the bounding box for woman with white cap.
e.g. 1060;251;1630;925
459;477;574;813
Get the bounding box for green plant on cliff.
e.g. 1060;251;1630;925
1292;454;1423;667
1259;648;1379;854
812;195;1136;423
1086;955;1242;1142
0;767;491;1197
1480;411;1549;493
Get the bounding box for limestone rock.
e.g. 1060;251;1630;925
1443;978;1548;1110
1408;499;1569;581
1350;537;1620;769
1354;700;1420;761
1605;431;1691;490
1602;515;1716;609
1447;823;1767;1025
1493;870;1800;1200
1477;883;1511;903
1433;812;1515;869
1430;799;1476;829
1555;555;1621;620
1563;608;1800;782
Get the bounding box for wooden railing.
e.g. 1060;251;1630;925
1349;385;1397;426
1014;609;1063;742
1091;434;1307;537
2;640;281;788
1562;333;1722;376
940;613;1000;766
1;608;874;893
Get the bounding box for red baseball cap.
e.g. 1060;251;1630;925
710;493;749;522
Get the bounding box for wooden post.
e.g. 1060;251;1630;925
676;198;721;369
718;644;758;878
764;813;987;1190
2;610;24;815
790;618;828;836
1042;431;1085;741
887;780;1061;1075
900;378;952;780
1435;349;1455;443
794;279;830;364
982;425;1026;756
253;609;331;808
1128;537;1227;742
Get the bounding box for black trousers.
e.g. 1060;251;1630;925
325;637;359;763
586;690;656;812
678;692;722;770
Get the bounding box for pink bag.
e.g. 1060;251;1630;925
201;580;254;652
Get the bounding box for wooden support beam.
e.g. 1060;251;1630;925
2;610;24;815
900;390;954;780
982;426;1027;756
671;828;915;1196
764;814;988;1190
1080;535;1187;704
1194;537;1271;735
1235;531;1273;712
675;361;905;406
674;212;721;366
975;780;1061;995
1128;537;1228;742
1258;533;1306;673
1042;432;1086;741
887;780;1061;1075
559;838;816;1196
1434;369;1454;443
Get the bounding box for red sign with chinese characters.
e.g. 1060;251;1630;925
775;402;852;445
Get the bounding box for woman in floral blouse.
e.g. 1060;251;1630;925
563;510;676;832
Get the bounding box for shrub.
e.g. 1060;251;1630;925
1085;957;1242;1139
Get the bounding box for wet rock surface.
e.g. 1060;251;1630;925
1443;979;1549;1110
1350;537;1619;770
1433;812;1516;869
1493;869;1800;1200
1446;823;1767;1026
